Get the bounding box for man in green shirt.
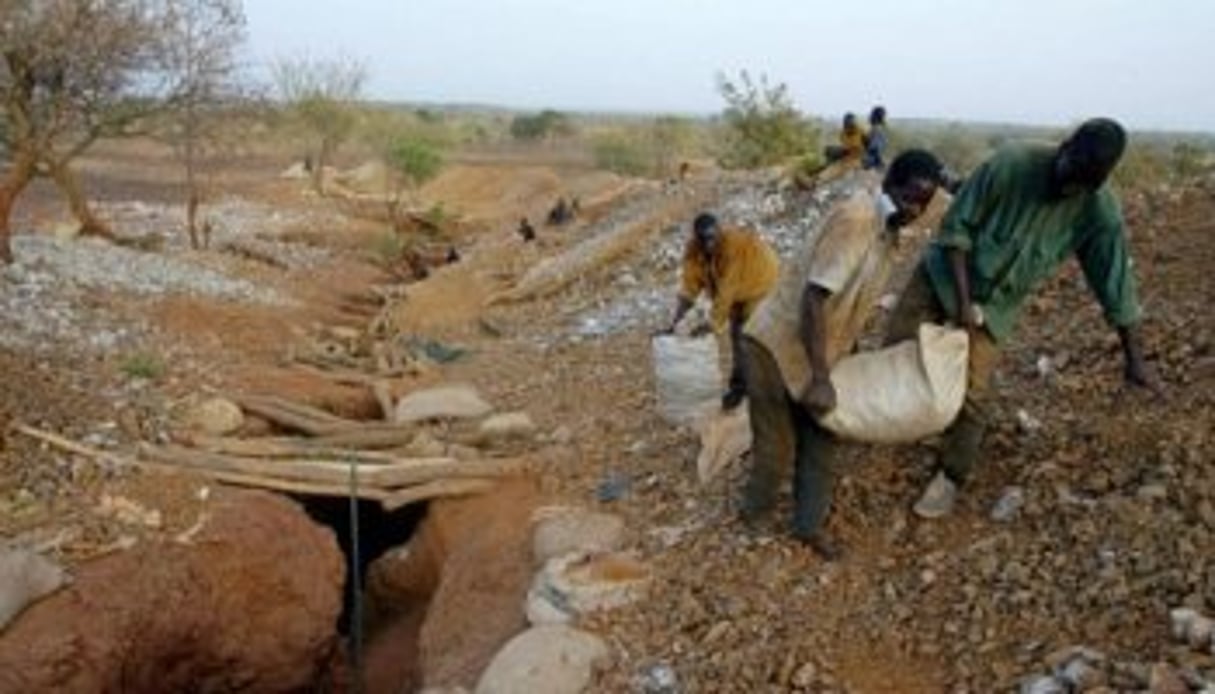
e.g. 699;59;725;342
885;118;1163;519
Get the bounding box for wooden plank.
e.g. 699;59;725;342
142;462;390;501
187;435;402;462
359;456;538;488
380;478;496;511
11;423;136;469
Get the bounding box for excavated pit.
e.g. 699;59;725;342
297;494;433;693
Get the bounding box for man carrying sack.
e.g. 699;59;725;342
741;150;948;559
660;213;780;410
892;117;1162;519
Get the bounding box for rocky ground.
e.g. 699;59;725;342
0;142;1212;692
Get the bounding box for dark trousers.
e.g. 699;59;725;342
726;308;747;397
884;266;1001;483
741;336;836;538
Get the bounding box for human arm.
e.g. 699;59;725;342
947;247;981;329
937;158;1000;326
660;242;705;333
1076;194;1160;394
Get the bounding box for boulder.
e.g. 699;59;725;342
526;551;650;626
183;397;244;436
478;412;537;443
0;490;343;692
0;549;67;631
475;625;608;694
419;480;540;689
396;385;494;424
532;508;625;565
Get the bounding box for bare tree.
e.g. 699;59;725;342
0;0;217;262
271;55;366;194
161;0;247;249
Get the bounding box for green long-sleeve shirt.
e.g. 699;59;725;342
923;144;1142;343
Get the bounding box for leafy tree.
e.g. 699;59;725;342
0;0;239;262
272;54;366;194
509;109;573;141
161;0;247;249
384;137;443;227
716;70;817;169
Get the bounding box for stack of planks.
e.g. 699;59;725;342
143;393;537;511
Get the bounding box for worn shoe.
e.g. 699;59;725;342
794;531;843;561
913;471;958;519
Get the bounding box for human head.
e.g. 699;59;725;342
1052;118;1127;197
692;212;719;252
843;112;858;131
869;106;886;126
881;149;945;230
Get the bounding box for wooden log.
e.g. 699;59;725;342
380;478;496;511
235;394;353;425
186;435;402;463
291;362;378;387
359;456;538;488
141;443;519;489
372;380;394;421
142;462;390;501
141;444;372;485
11;423;136;469
308;426;420;450
231;395;356;436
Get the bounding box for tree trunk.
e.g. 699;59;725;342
0;151;38;264
186;191;201;250
48;161;111;238
312;138;333;196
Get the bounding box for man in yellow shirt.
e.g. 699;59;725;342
742;150;948;558
661;213;780;410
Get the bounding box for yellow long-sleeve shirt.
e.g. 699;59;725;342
679;226;780;333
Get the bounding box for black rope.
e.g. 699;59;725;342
348;457;364;694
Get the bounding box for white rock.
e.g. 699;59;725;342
991;486;1026;523
479;412;537;442
1016;409;1043;433
475;625;609;694
532;509;625;565
1188;614;1214;650
0;547;68;630
1020;675;1064;694
394;385;493;424
526;551;650;626
638;662;679;693
184;397;244;436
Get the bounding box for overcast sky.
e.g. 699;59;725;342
245;0;1215;132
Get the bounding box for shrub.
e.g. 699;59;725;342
716;70;818;169
591;131;650;176
509;110;574;141
120;353;166;381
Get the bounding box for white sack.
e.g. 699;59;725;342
819;323;969;443
651;335;722;427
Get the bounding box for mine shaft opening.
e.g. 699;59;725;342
297;494;429;636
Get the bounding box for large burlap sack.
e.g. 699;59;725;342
819;323;969;443
651;335;722;427
0;547;67;631
695;406;752;484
